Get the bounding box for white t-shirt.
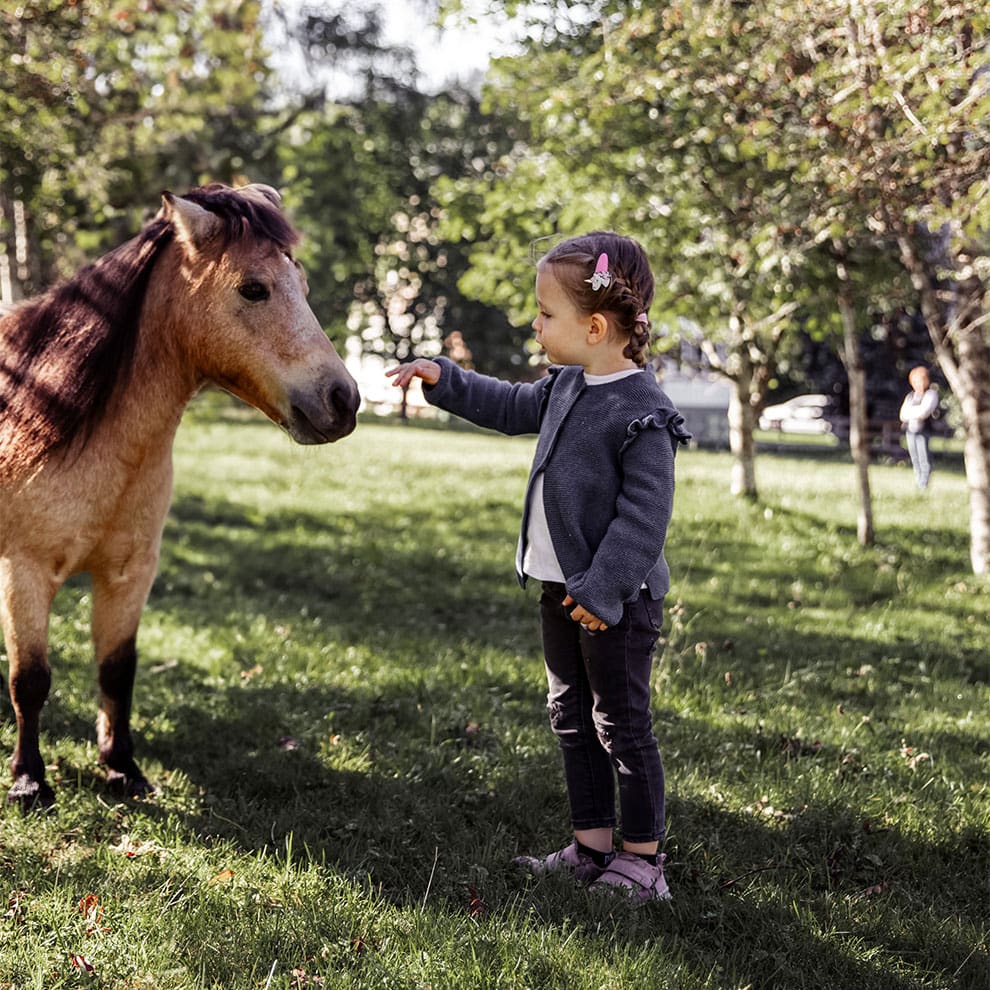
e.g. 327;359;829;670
899;387;939;435
519;368;644;582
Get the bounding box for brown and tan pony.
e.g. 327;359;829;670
0;182;359;809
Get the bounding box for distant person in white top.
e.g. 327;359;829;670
899;365;940;489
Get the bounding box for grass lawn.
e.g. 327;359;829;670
1;400;987;989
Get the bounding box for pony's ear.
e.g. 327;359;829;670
161;192;222;251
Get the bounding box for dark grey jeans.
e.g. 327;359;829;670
538;582;666;844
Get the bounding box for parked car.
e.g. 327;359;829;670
758;394;833;434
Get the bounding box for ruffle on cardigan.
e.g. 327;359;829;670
537;365;564;421
619;408;693;455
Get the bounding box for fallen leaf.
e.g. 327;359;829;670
69;953;96;973
111;835;162;859
465;884;487;918
5;890;27;921
78;894;102;922
77;893;110;934
209;868;235;884
909;753;931;769
291;967;327;988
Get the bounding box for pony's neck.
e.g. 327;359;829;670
100;242;204;457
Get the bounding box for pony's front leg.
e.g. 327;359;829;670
91;556;159;798
0;559;57;809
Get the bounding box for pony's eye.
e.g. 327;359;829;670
238;281;269;302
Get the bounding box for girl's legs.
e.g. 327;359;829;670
539;584;617;841
539;583;666;853
574;827;615;854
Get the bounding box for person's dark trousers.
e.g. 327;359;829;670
538;581;666;844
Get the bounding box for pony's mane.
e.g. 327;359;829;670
0;183;297;480
184;182;299;251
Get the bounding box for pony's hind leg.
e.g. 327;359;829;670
91;561;158;798
0;560;57;809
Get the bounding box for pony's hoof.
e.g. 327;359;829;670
106;768;155;799
6;775;56;811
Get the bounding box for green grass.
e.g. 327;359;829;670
1;400;987;989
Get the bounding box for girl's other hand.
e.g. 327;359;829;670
562;594;609;632
386;359;442;388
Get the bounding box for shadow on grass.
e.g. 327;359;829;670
156;489;534;653
5;477;986;989
18;653;988;990
42;660;984;990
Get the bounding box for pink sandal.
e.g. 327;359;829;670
592;851;671;902
513;840;608;884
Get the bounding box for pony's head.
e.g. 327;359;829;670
156;182;360;443
0;182;358;481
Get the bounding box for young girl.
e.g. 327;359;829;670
386;232;690;902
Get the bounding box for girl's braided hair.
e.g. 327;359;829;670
538;231;655;367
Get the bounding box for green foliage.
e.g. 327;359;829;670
6;2;983;394
805;3;990;242
438;2;818;381
0;0;278;289
1;407;986;988
281;84;521;369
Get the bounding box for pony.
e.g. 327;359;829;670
0;182;360;808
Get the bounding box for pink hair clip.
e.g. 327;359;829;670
585;252;611;291
635;312;649;324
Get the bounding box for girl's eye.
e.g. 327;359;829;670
238;281;270;302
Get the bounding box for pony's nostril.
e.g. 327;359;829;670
330;381;360;420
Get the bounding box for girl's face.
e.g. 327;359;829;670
531;266;593;367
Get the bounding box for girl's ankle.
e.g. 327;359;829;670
576;840;615;868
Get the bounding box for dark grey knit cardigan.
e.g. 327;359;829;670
424;358;691;626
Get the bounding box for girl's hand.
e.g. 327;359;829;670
563;594;609;632
386;359;441;388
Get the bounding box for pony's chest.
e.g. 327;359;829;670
1;453;172;574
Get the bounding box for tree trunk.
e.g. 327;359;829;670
953;324;990;574
698;305;789;500
898;230;990;574
835;261;874;546
727;379;757;498
0;187;19;307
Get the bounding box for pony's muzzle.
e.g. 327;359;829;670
287;378;360;443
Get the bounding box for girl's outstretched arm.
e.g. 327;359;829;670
386;359;441;388
391;356;550;436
